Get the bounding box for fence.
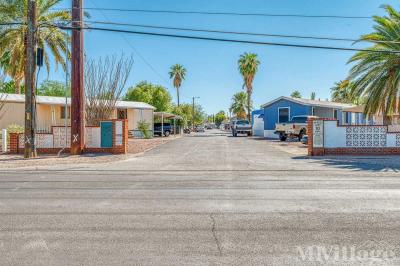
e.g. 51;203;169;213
308;118;400;156
10;119;128;155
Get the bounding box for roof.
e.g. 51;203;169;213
0;93;155;110
342;105;365;113
261;96;354;109
154;112;182;119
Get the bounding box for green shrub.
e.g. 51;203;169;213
7;124;24;134
138;121;151;139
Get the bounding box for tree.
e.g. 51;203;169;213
347;5;400;124
37;80;69;97
230;91;249;120
85;55;134;126
169;64;186;107
0;0;71;94
238;52;260;121
124;81;172;112
291;90;302;98
331;80;357;104
172;103;205;128
310;92;316;100
214;111;226;127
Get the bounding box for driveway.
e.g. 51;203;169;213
1;129;400;265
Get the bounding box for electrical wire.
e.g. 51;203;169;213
56;7;372;19
53;24;400;54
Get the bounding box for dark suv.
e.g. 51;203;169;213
154;123;174;137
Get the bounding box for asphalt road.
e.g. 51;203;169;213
1;129;400;265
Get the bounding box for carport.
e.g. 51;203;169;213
154;112;183;138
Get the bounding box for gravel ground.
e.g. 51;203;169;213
0;135;182;170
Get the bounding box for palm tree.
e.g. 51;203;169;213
310;92;316;100
0;0;70;94
291;90;302;98
347;5;400;124
331;80;354;103
230;92;249;119
238;52;260;121
169;64;186;107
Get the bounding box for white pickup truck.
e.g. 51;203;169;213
231;120;252;137
275;115;317;141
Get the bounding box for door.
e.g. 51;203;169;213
101;122;113;148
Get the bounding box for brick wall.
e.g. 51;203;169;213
9;119;128;155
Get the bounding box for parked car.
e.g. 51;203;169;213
195;125;205;132
275;115;316;141
231;120;252;137
154;123;174;137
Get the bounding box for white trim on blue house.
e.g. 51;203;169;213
261;96;354;109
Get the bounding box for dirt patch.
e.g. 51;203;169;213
257;138;308;156
128;135;182;154
0;153;129;170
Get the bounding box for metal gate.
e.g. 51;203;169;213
100;122;113;148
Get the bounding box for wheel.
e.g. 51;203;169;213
247;132;252;136
298;130;305;141
279;134;287;141
164;131;170;137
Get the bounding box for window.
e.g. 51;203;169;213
344;112;349;124
333;109;338;119
278;108;290;123
60;106;70;119
236;120;250;125
117;109;127;119
290;116;307;123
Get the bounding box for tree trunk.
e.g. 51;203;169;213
15;80;21;94
177;87;180;107
383;115;392;125
247;90;252;121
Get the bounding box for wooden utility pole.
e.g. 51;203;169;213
24;0;37;158
71;0;85;155
192;97;199;130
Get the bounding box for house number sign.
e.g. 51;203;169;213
313;120;324;148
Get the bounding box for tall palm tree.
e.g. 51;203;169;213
0;0;70;94
230;91;249;119
169;64;186;107
331;80;355;103
238;52;260;121
348;5;400;124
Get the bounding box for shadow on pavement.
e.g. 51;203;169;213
293;155;400;172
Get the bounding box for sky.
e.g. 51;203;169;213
45;0;399;115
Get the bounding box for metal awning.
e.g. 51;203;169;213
153;112;182;138
154;112;182;120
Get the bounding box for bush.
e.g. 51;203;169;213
138;121;151;139
7;124;24;134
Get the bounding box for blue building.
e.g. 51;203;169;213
251;109;265;136
260;96;358;138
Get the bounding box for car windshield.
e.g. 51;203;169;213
154;123;171;127
236;120;250;125
290;117;308;123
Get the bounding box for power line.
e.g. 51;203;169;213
53;24;400;54
76;20;400;44
86;0;172;88
56;7;372;19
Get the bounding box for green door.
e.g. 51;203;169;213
101;122;113;148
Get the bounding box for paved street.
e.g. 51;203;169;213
1;129;400;265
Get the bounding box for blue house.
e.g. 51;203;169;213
261;96;356;138
251;109;265;136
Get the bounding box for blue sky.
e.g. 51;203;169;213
47;0;398;114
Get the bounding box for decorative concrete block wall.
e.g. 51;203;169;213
308;118;400;156
9;119;128;155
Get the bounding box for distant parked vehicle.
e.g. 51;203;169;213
275;115;316;141
183;128;191;134
154;123;174;137
231;120;252;137
195;125;205;132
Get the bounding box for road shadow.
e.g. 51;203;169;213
293;155;400;172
